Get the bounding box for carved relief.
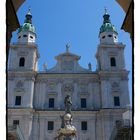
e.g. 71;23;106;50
18;51;29;56
111;82;120;92
48;82;56;92
79;83;88;93
62;83;74;93
16;80;24;89
15;80;25;92
62;60;74;71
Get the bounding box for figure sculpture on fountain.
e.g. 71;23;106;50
56;95;77;140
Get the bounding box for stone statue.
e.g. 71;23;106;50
88;62;92;70
64;95;72;114
66;43;70;53
56;95;77;140
43;62;47;71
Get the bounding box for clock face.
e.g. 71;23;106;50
62;60;74;71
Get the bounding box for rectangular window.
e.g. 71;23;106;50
81;98;87;108
110;57;116;67
114;96;120;106
49;98;54;108
48;121;54;130
15;96;21;105
19;57;25;67
13;120;19;125
81;121;87;130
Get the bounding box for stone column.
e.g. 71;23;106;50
25;77;35;108
101;113;112;140
57;82;62;109
88;82;93;109
100;79;110;108
73;82;78;109
39;118;45;140
28;115;33;140
89;116;96;140
39;82;46;109
32;116;39;140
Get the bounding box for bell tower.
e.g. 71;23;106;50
8;9;39;139
96;9;130;108
96;9;125;71
8;9;39;109
8;8;39;72
18;8;36;43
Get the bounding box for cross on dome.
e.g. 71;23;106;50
104;7;108;15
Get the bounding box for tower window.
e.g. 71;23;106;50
114;96;120;106
30;36;33;39
110;57;116;67
49;98;54;108
102;36;105;39
23;34;27;37
15;96;21;106
13;120;19;126
48;121;54;130
81;98;87;108
81;121;87;130
108;35;112;37
19;57;25;67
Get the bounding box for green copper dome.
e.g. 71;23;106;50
99;9;118;34
18;9;36;34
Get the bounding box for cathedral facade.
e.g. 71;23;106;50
8;9;130;140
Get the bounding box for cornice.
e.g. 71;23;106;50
10;43;38;49
8;71;37;80
97;43;126;48
98;70;129;77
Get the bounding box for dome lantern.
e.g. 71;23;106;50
99;8;118;44
17;8;36;44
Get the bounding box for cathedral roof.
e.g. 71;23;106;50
99;9;118;34
18;8;36;34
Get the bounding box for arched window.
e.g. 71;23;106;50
110;57;116;67
19;57;25;67
108;35;112;37
102;35;105;39
23;34;27;37
30;36;33;39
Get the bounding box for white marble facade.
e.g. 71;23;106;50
8;10;130;140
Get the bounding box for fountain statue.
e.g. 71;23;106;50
56;95;77;140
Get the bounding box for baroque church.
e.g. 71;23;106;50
8;9;130;140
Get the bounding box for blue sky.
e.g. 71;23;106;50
11;0;132;103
